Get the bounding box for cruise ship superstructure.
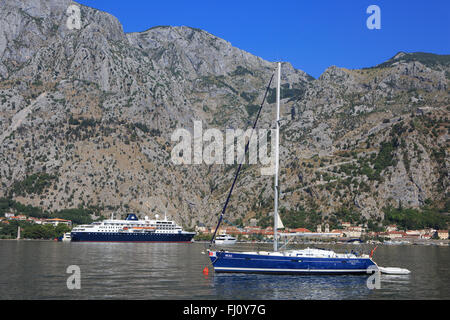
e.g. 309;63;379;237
71;214;196;242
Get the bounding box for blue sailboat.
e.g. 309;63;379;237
207;62;379;274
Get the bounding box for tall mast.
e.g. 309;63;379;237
274;62;281;252
208;72;275;247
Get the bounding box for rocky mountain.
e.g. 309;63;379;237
0;0;448;229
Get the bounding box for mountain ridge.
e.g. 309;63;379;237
0;0;448;231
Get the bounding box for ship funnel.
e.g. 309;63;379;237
125;214;139;221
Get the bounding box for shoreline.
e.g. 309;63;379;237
0;238;56;242
194;239;450;246
1;238;448;246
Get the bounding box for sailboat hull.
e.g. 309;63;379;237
209;251;377;275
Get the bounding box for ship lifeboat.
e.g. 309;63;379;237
128;226;157;233
132;227;156;230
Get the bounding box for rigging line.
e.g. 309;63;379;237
209;71;275;248
222;218;244;231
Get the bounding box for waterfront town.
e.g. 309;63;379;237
1;212;448;243
195;219;449;243
1;214;72;227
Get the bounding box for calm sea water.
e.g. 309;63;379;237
0;240;449;300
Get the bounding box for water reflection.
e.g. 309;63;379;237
0;241;448;299
212;274;373;300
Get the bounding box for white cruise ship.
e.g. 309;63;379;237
71;213;196;242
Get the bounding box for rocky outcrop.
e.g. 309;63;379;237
0;1;448;228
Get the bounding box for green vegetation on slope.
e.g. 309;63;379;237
10;173;57;197
0;198;95;225
0;220;71;240
383;204;449;230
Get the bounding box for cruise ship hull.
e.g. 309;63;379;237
71;232;195;242
209;251;377;275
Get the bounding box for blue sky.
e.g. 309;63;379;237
76;0;449;78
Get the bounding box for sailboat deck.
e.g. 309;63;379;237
219;248;368;259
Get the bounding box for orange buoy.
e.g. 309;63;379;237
202;267;209;275
370;246;378;258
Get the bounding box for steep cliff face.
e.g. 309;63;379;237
281;54;449;221
0;1;448;228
